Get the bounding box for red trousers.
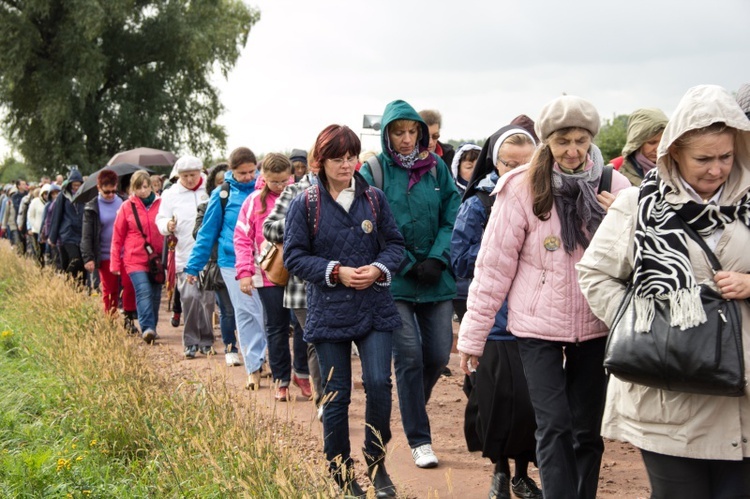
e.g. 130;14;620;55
99;259;136;314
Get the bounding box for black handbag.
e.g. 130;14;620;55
603;219;746;397
199;253;225;291
131;203;165;285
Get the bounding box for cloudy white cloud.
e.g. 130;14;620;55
2;0;748;162
215;0;750;156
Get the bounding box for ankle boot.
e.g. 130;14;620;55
331;462;366;498
488;470;510;499
123;311;139;335
363;450;397;498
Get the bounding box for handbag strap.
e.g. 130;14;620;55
130;201;154;253
676;216;723;272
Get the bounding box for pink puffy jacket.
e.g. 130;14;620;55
234;189;282;287
110;196;164;276
457;162;630;356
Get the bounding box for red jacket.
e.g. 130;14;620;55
110;195;164;275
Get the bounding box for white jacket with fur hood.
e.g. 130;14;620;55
577;85;750;460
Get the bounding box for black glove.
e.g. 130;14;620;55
416;258;445;286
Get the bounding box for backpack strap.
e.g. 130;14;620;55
366;156;383;190
473;191;494;229
598;164;613;194
219;181;230;212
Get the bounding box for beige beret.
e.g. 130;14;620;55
535;95;600;141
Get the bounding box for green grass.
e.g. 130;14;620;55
0;245;333;498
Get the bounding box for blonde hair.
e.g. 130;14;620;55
130;170;151;191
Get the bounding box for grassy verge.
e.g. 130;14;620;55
0;243;333;498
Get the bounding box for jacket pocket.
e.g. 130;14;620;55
527;269;547;316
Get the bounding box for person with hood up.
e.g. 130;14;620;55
48;169;86;286
39;183;61;267
185;147;267;391
110;171;163;344
157;155;216;359
360;99;461;469
452;124;541;499
449;143;482;323
457;95;631;499
578;85;750;498
616;108;669;186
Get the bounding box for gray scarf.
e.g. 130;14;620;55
551;146;606;253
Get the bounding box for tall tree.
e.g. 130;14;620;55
596;114;629;163
0;0;258;175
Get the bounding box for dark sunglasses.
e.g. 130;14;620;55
100;189;117;195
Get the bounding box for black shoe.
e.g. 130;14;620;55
123;312;139;335
441;366;452;377
363;450;397;498
511;476;542;499
489;471;510;499
331;462;366;498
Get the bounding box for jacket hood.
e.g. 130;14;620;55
67;169;84;184
450;143;482;180
657;85;750;194
622;108;669;158
463;125;535;202
380;100;430;154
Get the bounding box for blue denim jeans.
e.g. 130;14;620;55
258;286;308;385
128;271;162;332
221;267;266;374
315;330;393;467
516;336;607;499
392;300;453;448
214;286;238;353
289;309;309;376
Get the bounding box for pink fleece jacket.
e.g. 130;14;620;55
457;161;631;356
234;189;282;287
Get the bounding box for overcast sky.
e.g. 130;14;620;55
3;0;749;163
215;0;750;155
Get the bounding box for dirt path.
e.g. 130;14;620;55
143;297;650;498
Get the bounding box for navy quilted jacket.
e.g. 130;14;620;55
284;172;405;343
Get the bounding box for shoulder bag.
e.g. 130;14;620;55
603;218;746;396
130;203;165;285
258;240;288;286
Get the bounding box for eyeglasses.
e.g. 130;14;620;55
100;189;117;195
497;157;521;170
266;180;288;187
328;156;358;167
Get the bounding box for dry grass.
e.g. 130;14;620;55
0;242;337;497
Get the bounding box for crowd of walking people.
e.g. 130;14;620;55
2;82;750;499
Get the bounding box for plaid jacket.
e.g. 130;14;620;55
263;173;315;310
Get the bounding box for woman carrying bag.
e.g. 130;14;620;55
578;84;750;498
110;171;164;343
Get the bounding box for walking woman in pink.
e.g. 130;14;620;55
234;154;311;402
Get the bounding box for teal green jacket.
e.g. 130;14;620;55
360;99;460;302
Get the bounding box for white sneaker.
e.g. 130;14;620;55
225;352;241;366
411;444;438;468
317;404;324;422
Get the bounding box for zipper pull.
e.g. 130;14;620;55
718;309;727;323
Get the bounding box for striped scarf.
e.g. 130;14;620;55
632;169;750;332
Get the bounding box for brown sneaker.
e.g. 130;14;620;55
275;386;289;401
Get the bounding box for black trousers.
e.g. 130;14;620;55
60;243;86;288
516;336;607;499
641;450;750;499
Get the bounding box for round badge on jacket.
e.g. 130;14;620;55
544;235;561;251
361;220;373;234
